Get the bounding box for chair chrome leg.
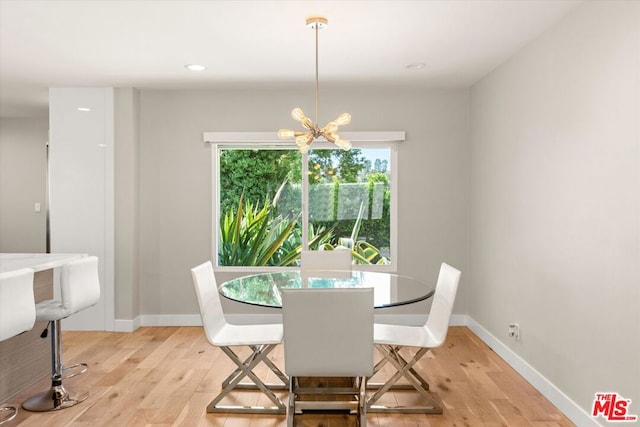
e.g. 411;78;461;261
288;375;367;425
0;406;18;425
205;344;286;414
287;379;296;427
367;345;442;414
222;344;289;391
359;377;368;427
22;320;89;412
368;345;431;391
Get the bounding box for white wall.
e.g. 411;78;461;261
137;86;469;318
469;1;639;423
0;117;48;252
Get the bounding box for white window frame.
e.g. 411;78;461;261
204;131;404;273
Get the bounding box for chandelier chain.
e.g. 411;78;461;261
315;21;319;127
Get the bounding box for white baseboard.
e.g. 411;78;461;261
115;313;453;329
112;318;138;332
139;314;203;327
449;314;469;326
466;317;600;427
112;312;595;426
369;314;468;326
112;314;200;332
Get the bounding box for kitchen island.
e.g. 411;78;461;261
0;253;86;403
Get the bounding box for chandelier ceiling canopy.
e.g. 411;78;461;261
278;16;352;154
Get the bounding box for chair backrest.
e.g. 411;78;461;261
282;287;374;377
424;262;461;347
301;249;352;271
60;256;101;315
0;268;36;342
191;261;227;345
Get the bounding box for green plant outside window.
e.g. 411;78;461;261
218;147;392;266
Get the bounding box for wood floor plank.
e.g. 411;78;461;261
5;326;575;426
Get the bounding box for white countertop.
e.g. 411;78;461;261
0;253;87;273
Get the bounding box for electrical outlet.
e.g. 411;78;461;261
508;323;520;340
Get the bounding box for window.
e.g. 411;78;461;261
206;132;402;271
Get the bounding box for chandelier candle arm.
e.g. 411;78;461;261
277;16;352;152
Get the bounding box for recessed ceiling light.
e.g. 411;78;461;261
77;107;91;112
405;62;426;70
185;64;206;71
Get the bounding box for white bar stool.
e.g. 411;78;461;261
0;268;36;424
22;256;101;412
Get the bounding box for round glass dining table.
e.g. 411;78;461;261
219;270;435;309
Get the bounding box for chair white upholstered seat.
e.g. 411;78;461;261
373;323;440;348
368;262;461;414
282;287;374;427
209;323;282;347
0;268;36;424
191;261;288;414
23;256;101;412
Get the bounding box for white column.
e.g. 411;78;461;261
49;88;114;331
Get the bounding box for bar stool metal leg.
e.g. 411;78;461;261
22;320;88;412
0;406;18;425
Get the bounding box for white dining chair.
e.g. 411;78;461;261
282;287;374;427
0;268;36;424
300;249;352;271
191;261;288;414
367;262;461;413
22;256;101;412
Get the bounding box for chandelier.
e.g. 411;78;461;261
278;16;352;154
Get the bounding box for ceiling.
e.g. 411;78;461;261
0;0;581;118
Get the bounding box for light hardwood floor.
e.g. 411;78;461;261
4;326;575;426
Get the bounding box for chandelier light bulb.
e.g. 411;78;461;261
334;112;352;126
323;121;338;133
278;129;296;139
291;108;307;123
334;137;352;151
295;133;313;147
301;117;315;131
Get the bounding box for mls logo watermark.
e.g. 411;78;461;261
592;393;637;422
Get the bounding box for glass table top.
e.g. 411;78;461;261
219;270;435;309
